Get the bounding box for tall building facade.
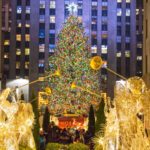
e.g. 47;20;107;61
0;0;11;89
0;1;2;88
1;0;143;98
143;0;150;88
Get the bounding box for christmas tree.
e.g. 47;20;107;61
44;16;100;115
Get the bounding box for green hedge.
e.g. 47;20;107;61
46;143;67;150
68;143;89;150
46;143;89;150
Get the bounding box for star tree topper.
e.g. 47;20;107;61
67;2;78;15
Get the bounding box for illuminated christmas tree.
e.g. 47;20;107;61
44;16;100;115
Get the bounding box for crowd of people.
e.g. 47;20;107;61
40;121;94;150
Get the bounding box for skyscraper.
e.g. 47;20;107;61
143;0;150;88
0;0;11;89
1;0;143;98
0;1;2;88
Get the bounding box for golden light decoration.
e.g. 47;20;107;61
90;56;103;70
0;88;35;150
94;77;150;149
45;87;52;95
71;82;76;89
126;76;146;95
55;69;61;76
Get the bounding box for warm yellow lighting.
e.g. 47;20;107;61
55;69;61;76
4;40;10;45
0;88;35;150
71;82;76;89
25;34;30;41
25;48;30;55
16;34;21;41
45;87;52;95
90;56;103;70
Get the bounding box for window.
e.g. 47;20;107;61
102;33;108;38
50;16;55;23
126;16;130;22
49;44;55;52
116;36;121;42
117;26;121;36
126;9;130;16
137;56;142;61
92;35;97;45
25;62;29;69
25;27;30;34
39;44;45;52
25;34;30;41
126;3;130;8
25;41;29;47
26;0;30;6
39;38;45;44
102;24;107;31
25;14;30;20
16;62;20;69
91;46;97;53
92;24;97;31
17;0;22;5
125;25;130;36
102;39;107;45
40;15;45;23
50;1;56;9
40;9;45;15
116;52;121;57
16;41;21;48
126;0;130;2
92;2;97;6
117;16;121;22
102;10;107;16
125;51;130;57
40;0;45;8
91;18;97;31
16;34;21;41
4;53;9;58
16;28;21;34
50;23;55;30
39;60;45;67
26;7;30;14
117;3;121;8
125;43;130;50
25;48;30;55
16;14;21;20
16;49;21;55
78;9;82;16
117;9;122;16
50;9;55;15
49;34;55;44
92;10;97;16
137;43;142;49
17;6;22;14
39;52;45;59
25;23;30;28
117;43;121;51
4;40;10;45
101;45;107;54
39;29;45;38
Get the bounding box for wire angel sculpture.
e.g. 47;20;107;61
94;77;150;150
0;88;35;150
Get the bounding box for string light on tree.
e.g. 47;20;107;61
43;16;100;115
